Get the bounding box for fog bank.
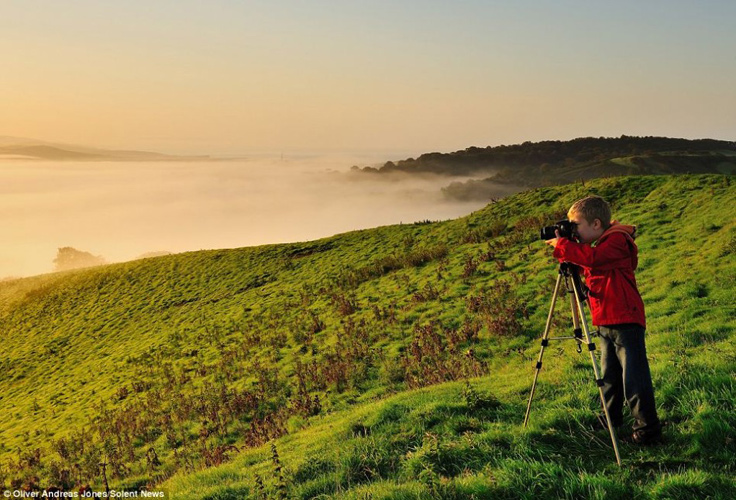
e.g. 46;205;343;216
0;156;511;278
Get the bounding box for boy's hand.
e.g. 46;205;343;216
544;230;561;247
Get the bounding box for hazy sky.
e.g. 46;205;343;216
2;0;735;155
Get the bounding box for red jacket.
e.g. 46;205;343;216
553;223;646;328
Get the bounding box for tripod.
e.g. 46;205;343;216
523;262;622;466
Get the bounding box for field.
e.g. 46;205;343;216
0;174;733;498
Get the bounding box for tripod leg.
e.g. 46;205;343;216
524;272;563;428
570;277;623;466
566;277;584;353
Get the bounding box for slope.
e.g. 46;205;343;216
0;175;733;497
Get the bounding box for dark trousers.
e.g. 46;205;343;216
599;324;660;433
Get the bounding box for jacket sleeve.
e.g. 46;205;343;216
553;233;631;269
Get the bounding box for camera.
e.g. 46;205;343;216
540;220;576;240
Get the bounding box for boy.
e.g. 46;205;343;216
545;195;662;444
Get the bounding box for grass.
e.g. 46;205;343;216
0;174;733;498
166;367;735;499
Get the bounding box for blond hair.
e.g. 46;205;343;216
568;196;612;228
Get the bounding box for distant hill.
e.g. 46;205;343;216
355;136;736;200
0;174;733;497
0;136;210;161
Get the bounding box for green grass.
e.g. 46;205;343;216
0;174;734;498
166;370;735;499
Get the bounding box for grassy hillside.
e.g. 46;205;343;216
0;175;733;498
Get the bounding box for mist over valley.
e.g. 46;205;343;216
0;154;512;279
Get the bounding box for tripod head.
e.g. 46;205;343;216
558;262;589;301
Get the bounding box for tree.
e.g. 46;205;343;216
53;247;106;272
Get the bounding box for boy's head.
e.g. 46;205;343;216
567;196;611;244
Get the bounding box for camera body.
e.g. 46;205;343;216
540;220;576;240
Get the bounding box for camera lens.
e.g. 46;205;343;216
540;226;557;240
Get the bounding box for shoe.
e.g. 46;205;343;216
591;413;622;431
624;427;662;445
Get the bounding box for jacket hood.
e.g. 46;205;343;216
598;221;637;242
596;221;638;270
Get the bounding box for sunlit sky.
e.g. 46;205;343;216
2;0;735;155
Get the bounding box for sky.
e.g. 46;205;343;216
2;0;735;156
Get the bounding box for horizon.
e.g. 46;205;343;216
1;133;734;161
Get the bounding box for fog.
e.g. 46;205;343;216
0;156;514;279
